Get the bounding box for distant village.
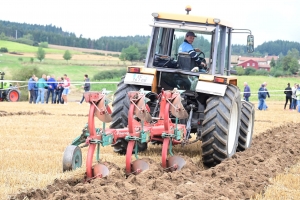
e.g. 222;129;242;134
232;55;300;72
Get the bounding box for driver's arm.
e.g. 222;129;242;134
188;49;206;67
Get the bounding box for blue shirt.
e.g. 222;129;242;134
47;78;57;90
28;78;35;90
178;40;203;65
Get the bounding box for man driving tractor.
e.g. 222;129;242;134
178;31;207;72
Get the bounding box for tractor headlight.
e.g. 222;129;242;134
213;18;221;24
152;13;159;18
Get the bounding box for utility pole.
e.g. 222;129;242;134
15;30;17;39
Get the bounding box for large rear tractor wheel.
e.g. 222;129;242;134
237;101;255;151
6;89;20;102
110;77;148;154
201;85;241;167
62;145;82;172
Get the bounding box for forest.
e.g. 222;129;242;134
1;20;300;57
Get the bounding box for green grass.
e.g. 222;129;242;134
1;45;299;102
0;40;79;54
237;76;300;101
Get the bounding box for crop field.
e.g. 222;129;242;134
0;101;300;199
1;40;300;199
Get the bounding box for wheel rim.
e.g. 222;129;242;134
227;101;238;156
73;148;82;169
9;91;19;102
246;112;253;147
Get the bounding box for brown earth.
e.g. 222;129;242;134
10;123;300;200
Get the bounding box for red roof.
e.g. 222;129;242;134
265;56;278;61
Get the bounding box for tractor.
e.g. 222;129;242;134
0;71;20;102
63;6;255;179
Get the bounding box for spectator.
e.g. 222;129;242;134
243;82;251;102
291;83;297;110
34;77;38;102
54;77;64;104
258;84;267;110
62;74;70;105
36;74;50;104
44;75;50;100
28;74;36;104
263;82;270;110
78;74;90;104
284;83;292;110
46;75;57;104
296;84;300;113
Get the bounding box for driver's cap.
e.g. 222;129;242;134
186;31;197;37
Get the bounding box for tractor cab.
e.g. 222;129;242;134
144;8;254;78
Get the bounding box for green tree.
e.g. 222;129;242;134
63;50;72;62
0;32;7;40
282;55;299;74
270;58;276;68
36;47;45;62
119;45;140;62
236;66;245;76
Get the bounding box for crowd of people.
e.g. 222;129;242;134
284;83;300;112
243;81;300;112
28;74;71;105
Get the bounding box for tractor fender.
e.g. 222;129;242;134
195;81;228;96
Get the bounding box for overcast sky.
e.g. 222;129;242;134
1;0;299;46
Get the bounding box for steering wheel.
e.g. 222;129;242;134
197;51;207;69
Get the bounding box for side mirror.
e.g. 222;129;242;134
247;35;254;53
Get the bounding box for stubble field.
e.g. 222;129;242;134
0;100;300;199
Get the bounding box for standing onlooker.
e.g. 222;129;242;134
291;83;297;110
296;84;300;113
54;77;63;104
258;84;267;110
243;82;251;102
34;77;39;102
62;74;70;105
284;83;292;110
36;74;50;104
28;74;36;104
78;74;90;104
46;75;57;104
263;82;270;110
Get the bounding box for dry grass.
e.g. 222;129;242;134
0;100;299;199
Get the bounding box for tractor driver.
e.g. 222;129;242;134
178;31;207;72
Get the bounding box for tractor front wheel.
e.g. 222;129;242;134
110;77;148;155
201;85;241;167
6;89;20;102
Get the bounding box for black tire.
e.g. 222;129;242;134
237;101;255;151
110;77;148;154
201;85;241;167
62;145;82;172
6;89;20;102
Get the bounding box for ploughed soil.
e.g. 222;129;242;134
10;123;300;200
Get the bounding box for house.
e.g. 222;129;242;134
235;55;279;72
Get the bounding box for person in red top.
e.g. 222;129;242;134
62;74;70;105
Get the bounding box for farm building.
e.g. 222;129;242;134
236;55;279;71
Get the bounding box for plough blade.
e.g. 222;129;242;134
131;159;149;175
167;155;186;172
170;93;188;119
93;163;110;178
135;98;152;122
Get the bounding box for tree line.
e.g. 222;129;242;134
0;20;149;53
1;20;300;61
232;40;300;56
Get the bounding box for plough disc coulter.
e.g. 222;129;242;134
63;88;189;180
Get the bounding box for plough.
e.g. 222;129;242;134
63;88;189;179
